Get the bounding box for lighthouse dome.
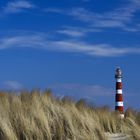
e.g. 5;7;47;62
115;67;122;78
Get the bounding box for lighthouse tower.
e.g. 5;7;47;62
115;68;124;118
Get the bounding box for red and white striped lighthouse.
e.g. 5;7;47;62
115;67;124;118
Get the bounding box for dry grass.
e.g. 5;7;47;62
0;90;139;140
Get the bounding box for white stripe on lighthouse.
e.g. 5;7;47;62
116;89;122;94
116;78;122;82
116;102;123;106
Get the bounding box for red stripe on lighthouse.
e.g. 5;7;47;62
116;82;122;89
115;94;123;101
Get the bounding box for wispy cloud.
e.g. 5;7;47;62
3;81;23;90
49;40;140;57
3;1;35;14
0;33;140;57
57;29;86;37
56;26;101;37
45;0;140;32
69;3;140;29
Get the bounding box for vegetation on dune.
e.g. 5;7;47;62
0;90;139;140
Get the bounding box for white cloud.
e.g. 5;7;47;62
69;3;140;29
57;29;86;37
56;26;101;37
3;1;35;14
0;33;140;57
4;81;23;90
49;40;140;57
45;0;140;31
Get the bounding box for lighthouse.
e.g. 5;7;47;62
115;67;124;118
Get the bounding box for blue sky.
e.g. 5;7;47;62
0;0;140;109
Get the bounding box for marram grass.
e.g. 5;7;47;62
0;90;139;140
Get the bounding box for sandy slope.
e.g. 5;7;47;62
106;133;131;140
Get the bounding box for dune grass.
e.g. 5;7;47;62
0;90;139;140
